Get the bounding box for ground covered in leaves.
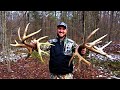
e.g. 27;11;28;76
0;56;116;79
0;42;119;79
0;58;50;79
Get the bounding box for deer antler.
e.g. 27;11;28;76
117;51;120;53
10;23;54;62
69;28;112;67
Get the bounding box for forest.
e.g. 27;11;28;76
0;11;120;79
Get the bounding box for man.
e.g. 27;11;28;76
31;22;86;79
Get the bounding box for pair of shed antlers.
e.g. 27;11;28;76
10;23;112;66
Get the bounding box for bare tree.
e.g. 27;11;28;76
81;11;85;42
1;11;13;72
108;11;114;42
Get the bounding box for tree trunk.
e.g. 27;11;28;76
1;11;7;52
1;11;13;72
108;11;114;42
81;11;85;42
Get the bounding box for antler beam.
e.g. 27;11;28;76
69;28;112;67
10;23;54;62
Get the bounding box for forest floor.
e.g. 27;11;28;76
0;56;119;79
0;42;120;79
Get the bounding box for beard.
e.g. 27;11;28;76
57;33;66;39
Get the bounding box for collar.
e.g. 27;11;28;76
56;36;68;46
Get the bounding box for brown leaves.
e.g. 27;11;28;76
0;57;113;79
0;58;50;79
73;62;112;79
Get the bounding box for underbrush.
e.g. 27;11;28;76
89;58;120;77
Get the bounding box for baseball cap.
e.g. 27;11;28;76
57;22;67;29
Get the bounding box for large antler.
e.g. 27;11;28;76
69;28;112;67
10;23;54;62
117;51;120;53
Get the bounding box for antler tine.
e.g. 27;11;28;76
10;40;32;48
10;40;33;59
84;28;99;44
22;23;41;41
117;51;120;53
37;36;48;42
84;29;112;58
37;42;47;62
18;27;22;41
15;40;18;44
92;41;112;58
24;29;41;41
68;46;91;67
94;40;102;45
86;34;108;47
93;46;112;58
68;53;75;66
22;29;42;41
11;23;47;61
36;36;51;62
36;40;54;62
69;28;112;72
10;40;26;47
69;53;91;67
101;41;112;49
23;23;30;39
77;52;91;66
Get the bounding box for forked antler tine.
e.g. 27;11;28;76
93;45;112;58
18;27;22;41
94;41;102;45
87;34;108;47
93;41;112;52
94;41;112;57
93;46;105;53
85;28;99;43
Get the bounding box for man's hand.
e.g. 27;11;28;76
78;46;87;56
81;48;86;55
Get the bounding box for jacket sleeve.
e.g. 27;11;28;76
72;41;78;53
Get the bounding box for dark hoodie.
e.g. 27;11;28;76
48;37;77;75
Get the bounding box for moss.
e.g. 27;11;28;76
31;51;41;59
31;50;49;62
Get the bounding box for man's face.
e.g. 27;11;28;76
57;26;67;38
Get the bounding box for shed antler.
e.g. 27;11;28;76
117;51;120;53
10;23;54;62
69;28;112;66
